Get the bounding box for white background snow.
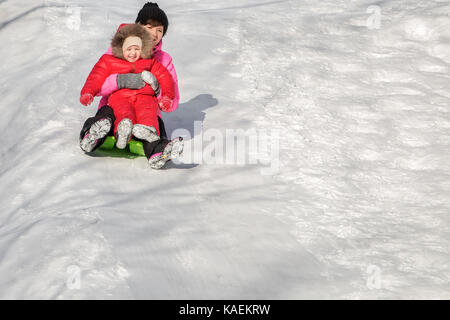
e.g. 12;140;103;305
0;0;449;299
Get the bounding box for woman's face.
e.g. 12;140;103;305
142;24;164;47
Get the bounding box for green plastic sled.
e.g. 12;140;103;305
93;136;146;158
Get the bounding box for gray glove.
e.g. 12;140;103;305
117;73;145;90
141;71;161;96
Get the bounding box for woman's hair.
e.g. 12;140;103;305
135;2;169;36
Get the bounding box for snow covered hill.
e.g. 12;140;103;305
0;0;449;299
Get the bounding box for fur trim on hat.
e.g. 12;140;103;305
111;24;153;60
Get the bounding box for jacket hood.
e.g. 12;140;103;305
111;24;153;60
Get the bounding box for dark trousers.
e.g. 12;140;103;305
80;105;170;158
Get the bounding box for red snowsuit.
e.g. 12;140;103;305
80;54;175;136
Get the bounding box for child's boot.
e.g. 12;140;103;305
80;118;112;153
132;124;159;143
115;118;133;149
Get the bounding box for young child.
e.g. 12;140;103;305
80;23;175;149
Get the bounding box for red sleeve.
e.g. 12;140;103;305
81;55;112;97
150;59;175;99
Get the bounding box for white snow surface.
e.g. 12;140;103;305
0;0;449;299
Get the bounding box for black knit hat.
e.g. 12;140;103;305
135;2;169;36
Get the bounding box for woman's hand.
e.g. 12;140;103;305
80;93;94;106
141;71;161;96
117;73;146;90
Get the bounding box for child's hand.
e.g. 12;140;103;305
159;96;173;112
80;93;94;106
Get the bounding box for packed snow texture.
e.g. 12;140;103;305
0;0;449;299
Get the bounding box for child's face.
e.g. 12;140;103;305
123;45;141;63
142;24;164;47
